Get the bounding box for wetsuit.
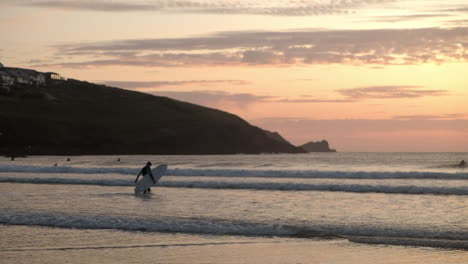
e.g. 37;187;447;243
137;165;155;183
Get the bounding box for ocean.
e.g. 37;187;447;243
0;153;467;263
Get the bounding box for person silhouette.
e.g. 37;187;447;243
459;160;466;168
134;162;155;193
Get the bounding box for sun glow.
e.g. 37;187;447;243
1;0;467;151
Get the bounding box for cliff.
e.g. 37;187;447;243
262;130;293;146
300;140;336;152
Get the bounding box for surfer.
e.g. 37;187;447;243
135;162;156;193
459;160;466;168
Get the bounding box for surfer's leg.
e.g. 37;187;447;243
147;187;151;193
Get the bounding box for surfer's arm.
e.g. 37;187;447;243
134;170;143;183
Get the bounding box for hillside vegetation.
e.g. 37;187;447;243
0;79;305;155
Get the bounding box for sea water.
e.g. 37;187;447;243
0;153;467;263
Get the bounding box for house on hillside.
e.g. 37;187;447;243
0;63;13;92
0;63;63;91
45;72;66;83
5;68;46;87
0;71;14;92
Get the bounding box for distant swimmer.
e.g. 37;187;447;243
135;162;155;193
459;160;466;168
66;158;70;162
117;158;121;162
53;163;58;166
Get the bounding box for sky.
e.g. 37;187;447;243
1;0;467;151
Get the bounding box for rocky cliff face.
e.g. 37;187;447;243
262;130;293;145
300;140;336;152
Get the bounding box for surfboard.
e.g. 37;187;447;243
134;164;168;194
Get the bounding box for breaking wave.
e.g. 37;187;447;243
1;176;467;195
1;211;467;250
1;164;467;180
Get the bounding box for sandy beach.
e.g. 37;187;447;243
2;224;467;264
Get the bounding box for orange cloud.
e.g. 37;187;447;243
101;80;250;89
40;27;468;68
337;86;448;99
16;0;396;15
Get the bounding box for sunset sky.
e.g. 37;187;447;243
1;0;467;151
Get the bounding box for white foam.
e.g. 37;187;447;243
1;211;467;249
0;164;138;175
1;176;467;195
159;180;468;195
0;164;467;180
0;211;293;237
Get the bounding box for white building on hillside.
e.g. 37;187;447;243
0;63;57;91
45;72;65;82
0;71;15;92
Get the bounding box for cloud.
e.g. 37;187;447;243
442;7;468;13
131;89;353;109
35;53;243;68
148;86;448;109
20;1;159;12
337;86;448;99
444;19;468;27
101;79;250;89
273;98;354;103
365;14;453;23
393;114;466;120
41;27;468;68
150;90;275;109
14;0;396;16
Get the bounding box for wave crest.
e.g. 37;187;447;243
1;164;467;180
1;211;467;250
1;177;467;195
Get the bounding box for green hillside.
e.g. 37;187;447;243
0;79;305;155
